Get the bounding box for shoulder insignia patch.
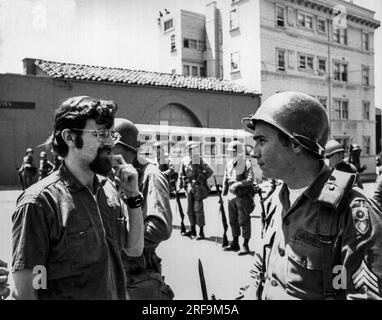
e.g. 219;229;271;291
352;259;380;296
351;201;370;235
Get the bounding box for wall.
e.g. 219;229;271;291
0;73;259;186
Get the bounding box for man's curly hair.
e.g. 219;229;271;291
51;96;118;157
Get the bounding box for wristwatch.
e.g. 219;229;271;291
124;192;144;209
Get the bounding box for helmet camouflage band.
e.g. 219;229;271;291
242;91;329;159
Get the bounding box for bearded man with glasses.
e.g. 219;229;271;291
11;96;144;300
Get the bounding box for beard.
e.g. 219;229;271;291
89;146;113;176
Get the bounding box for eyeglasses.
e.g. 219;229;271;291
72;128;119;143
113;132;139;153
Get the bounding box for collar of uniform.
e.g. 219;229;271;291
303;162;332;201
59;162;107;193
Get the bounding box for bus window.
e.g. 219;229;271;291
204;137;216;143
138;134;152;143
172;135;185;143
156;135;169;143
188;136;201;141
204;143;217;156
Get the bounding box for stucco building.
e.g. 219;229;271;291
0;58;260;186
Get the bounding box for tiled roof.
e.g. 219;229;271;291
34;59;259;96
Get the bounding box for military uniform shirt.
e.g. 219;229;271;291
244;164;382;300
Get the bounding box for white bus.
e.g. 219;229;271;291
136;124;263;187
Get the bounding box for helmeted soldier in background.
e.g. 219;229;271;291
38;151;54;181
18;147;37;189
344;143;366;188
179;141;214;240
113;118;174;300
222;140;255;255
153;141;177;194
346;144;367;174
52;152;63;171
325;140;361;188
239;91;382;300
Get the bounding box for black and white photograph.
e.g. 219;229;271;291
1;0;382;308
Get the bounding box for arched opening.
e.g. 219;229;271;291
148;103;202;127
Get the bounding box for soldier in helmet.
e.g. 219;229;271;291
18;147;37;189
153;141;177;194
345;144;367;174
222;140;255;255
325;140;361;188
179;141;214;240
112;118;174;300
38;151;54;181
239;91;382;300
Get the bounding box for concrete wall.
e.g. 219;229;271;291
0;73;259;186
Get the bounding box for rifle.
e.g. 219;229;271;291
198;259;208;300
173;177;186;235
213;176;228;248
253;184;266;239
16;166;25;190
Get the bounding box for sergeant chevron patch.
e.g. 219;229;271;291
352;260;380;295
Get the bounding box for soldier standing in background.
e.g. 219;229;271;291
153;141;177;194
222;140;255;255
179;141;214;240
38;151;54;180
113;118;174;300
18;147;37;189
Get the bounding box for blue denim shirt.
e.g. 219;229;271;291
12;163;128;299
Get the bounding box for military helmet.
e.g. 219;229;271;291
26;147;33;153
184;141;199;152
40;151;47;158
350;144;362;152
227;140;244;153
113;118;144;152
325;140;344;157
242;91;329;158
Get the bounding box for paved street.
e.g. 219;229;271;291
0;182;377;300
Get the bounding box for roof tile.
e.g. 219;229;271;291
34;59;258;96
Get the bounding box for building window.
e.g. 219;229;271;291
198;40;206;51
189;39;197;49
298;54;314;71
362;66;370;86
333;28;347;45
318;96;327;109
164;19;174;32
333;99;349;120
230;8;239;30
363;32;370;51
191;66;198;77
277;48;286;71
183;38;189;48
363;101;370;120
183;65;190;76
276;5;285;27
363;136;371;155
297;12;313;29
317;18;326;33
318;58;327;73
231;52;240;72
333;62;348;82
200;67;206;77
170;34;176;52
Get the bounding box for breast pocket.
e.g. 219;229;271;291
286;234;324;299
66;226;106;274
